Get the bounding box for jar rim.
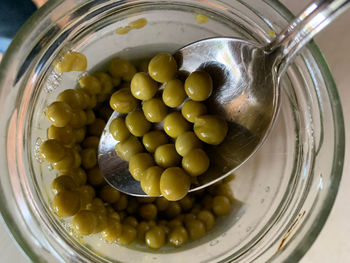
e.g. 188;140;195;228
0;0;344;262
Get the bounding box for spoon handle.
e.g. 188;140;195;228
267;0;350;73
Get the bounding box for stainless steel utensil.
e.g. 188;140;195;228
98;0;349;196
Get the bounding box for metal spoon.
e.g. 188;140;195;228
98;0;350;196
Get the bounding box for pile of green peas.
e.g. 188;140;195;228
109;53;228;201
39;52;233;249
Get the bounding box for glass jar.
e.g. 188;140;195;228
0;0;344;262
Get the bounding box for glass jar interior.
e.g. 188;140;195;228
1;0;342;262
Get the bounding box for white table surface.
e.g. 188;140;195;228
1;1;349;262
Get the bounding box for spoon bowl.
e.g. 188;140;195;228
98;0;350;196
98;38;278;196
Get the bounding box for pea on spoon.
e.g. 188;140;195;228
98;0;350;196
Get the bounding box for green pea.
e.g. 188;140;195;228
139;203;158;221
214;183;235;203
190;204;202;215
194;115;228;145
110;88;138;113
115;135;143;161
168;226;188;247
197;210;215;230
72;210;98;236
136;221;150;242
46;101;73;127
87;94;97;110
87;166;105;186
182;148;210;176
76;89;91;109
129;153;155;181
65;167;87;186
184;70;213;101
126;198;139;215
175;131;202;157
131;72;158;100
48;124;75;146
179;195;194;212
183;213;197;225
73;127;87;144
109;58;137;82
142;98;168;122
141;166;163;197
100;185;120;204
51;175;77;195
78;184;96;208
181;100;207;123
123;216;139;228
54;51;87;73
147;220;157;227
72;148;81;168
162;79;186;107
101;217;123;242
185;219;206;240
142;130;168;153
94;72;114;94
79;75;102;95
72;144;82;153
165;201;182;218
109;117;130;142
160;167;190;201
163;112;191;138
167;219;183;229
125;111;151;137
148;53;177;83
86;198;107;214
145;226;165;249
157;223;170;239
108;210;121;221
81;148;97;170
40;139;66;163
155;197;169;211
212;195;230;216
57;89;85;109
113;194;128;211
154;144;181;168
94;211;108;233
117;224;137;245
52;190;81;218
52;149;76;172
85;109;96;125
70;110;87;129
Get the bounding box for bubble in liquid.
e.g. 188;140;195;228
44;72;62;94
210;240;220;246
34;137;43;163
48;164;54;171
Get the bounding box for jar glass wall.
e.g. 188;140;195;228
0;0;344;262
